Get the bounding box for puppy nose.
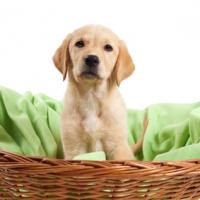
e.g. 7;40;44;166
84;55;100;67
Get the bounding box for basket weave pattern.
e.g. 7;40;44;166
0;151;200;199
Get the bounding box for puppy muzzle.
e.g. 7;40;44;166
80;55;100;79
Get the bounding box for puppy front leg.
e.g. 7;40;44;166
62;133;87;160
112;140;134;160
104;138;134;160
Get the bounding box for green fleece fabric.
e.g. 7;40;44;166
0;86;63;158
127;103;200;161
0;86;200;161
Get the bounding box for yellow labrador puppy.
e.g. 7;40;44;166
53;25;135;160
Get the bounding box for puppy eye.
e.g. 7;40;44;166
104;44;113;52
75;40;85;48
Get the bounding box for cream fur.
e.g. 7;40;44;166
53;25;135;160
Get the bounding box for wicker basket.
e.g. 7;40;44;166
0;151;200;199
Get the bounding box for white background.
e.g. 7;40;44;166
0;0;200;108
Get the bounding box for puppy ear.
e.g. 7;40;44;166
115;40;135;86
53;34;72;80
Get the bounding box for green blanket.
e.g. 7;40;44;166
0;86;200;161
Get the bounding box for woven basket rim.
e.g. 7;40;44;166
1;151;200;199
0;151;200;178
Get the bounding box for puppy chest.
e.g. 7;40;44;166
81;113;102;136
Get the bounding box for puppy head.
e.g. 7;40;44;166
53;25;135;85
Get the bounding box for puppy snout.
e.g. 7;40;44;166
84;55;100;68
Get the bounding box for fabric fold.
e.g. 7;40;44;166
0;86;200;161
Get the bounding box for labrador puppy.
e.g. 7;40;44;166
53;25;135;160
